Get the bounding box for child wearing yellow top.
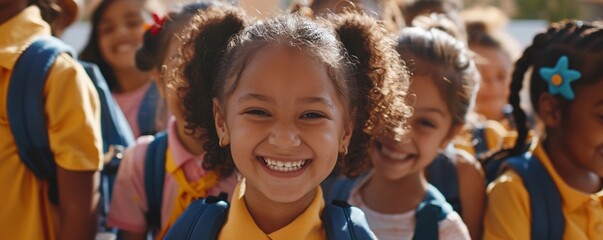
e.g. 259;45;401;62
484;20;603;239
164;5;410;239
0;1;103;239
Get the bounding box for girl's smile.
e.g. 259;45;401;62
215;44;353;203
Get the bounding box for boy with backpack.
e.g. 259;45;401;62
0;0;103;238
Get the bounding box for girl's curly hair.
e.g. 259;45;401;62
176;5;410;178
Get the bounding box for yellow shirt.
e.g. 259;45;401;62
484;141;603;240
455;119;515;158
0;6;103;239
219;180;326;240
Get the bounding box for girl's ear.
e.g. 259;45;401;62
538;93;562;128
340;121;354;153
213;98;230;146
440;124;464;149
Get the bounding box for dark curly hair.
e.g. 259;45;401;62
135;3;211;72
482;20;603;170
176;6;410;178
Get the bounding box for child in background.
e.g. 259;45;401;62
484;20;603;240
455;7;524;160
81;0;164;137
397;0;465;40
0;0;103;239
165;5;410;238
463;6;517;126
107;3;238;239
329;26;480;240
300;0;404;32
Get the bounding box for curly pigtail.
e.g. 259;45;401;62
177;6;247;177
332;11;411;177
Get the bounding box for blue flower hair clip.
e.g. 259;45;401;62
539;55;581;100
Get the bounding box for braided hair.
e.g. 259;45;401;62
485;20;603;163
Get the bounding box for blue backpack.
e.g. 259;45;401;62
137;82;160;136
163;195;376;240
143;132;375;239
425;151;461;215
495;153;565;240
143;131;168;236
326;176;453;240
6;36;135;221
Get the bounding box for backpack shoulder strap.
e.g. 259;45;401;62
413;184;453;240
426;149;461;214
325;174;366;204
163;194;230;240
323;200;376;240
144;131;168;231
137;82;160;136
505;154;565;240
79;61;134;153
472;125;489;157
7;35;75;205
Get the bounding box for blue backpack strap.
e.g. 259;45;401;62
144;131;168;232
325;174;365;204
323;200;376;240
163;194;229;240
505;154;564;240
472;125;489;158
79;61;134;153
413;184;453;240
426;150;461;214
7;36;75;205
137;82;159;136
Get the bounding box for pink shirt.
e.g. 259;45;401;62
112;82;151;138
107;117;238;233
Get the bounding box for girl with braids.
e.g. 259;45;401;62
81;0;164;138
107;3;237;239
484;20;603;240
165;5;409;239
0;0;103;238
328;26;478;240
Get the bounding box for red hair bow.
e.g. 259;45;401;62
150;13;167;35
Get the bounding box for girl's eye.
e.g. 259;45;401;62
127;20;142;28
99;26;114;35
301;112;326;119
418;119;436;129
245;109;270;117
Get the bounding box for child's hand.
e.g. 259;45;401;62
103;145;125;165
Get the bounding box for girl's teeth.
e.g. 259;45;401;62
381;147;408;160
264;158;306;172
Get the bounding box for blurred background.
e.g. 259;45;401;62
62;0;603;53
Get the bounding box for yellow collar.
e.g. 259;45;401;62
0;6;51;70
531;140;603;212
219;180;326;240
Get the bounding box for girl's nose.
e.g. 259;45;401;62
268;122;301;148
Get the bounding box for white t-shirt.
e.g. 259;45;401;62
348;173;471;240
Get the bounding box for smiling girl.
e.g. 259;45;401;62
81;0;164;137
164;5;410;239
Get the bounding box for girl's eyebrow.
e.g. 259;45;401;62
414;107;446;118
238;93;273;104
238;94;335;110
299;97;335;110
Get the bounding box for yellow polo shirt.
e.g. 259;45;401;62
0;6;103;239
484;140;603;240
219;180;326;240
455;119;515;158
